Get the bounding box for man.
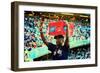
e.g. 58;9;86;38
39;19;69;60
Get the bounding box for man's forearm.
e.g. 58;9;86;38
64;20;69;47
40;32;48;45
64;33;69;44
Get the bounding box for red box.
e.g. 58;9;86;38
48;21;68;36
48;21;74;36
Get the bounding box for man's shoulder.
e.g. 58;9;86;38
62;45;69;50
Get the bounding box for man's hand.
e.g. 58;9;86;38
64;20;69;26
63;20;69;35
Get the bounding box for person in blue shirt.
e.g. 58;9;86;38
39;19;69;60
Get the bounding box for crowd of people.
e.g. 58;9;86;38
24;11;90;62
68;46;90;59
70;21;90;41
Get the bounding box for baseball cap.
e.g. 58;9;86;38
54;35;64;39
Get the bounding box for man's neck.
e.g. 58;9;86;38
57;44;62;47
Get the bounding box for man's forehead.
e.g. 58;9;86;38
56;38;64;40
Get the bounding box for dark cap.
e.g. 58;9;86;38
54;35;64;39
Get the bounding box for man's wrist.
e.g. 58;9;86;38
40;30;43;33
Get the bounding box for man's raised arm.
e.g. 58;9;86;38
39;19;49;46
64;20;69;47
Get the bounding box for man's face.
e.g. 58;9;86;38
56;38;64;46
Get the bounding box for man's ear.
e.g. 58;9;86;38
62;39;64;42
